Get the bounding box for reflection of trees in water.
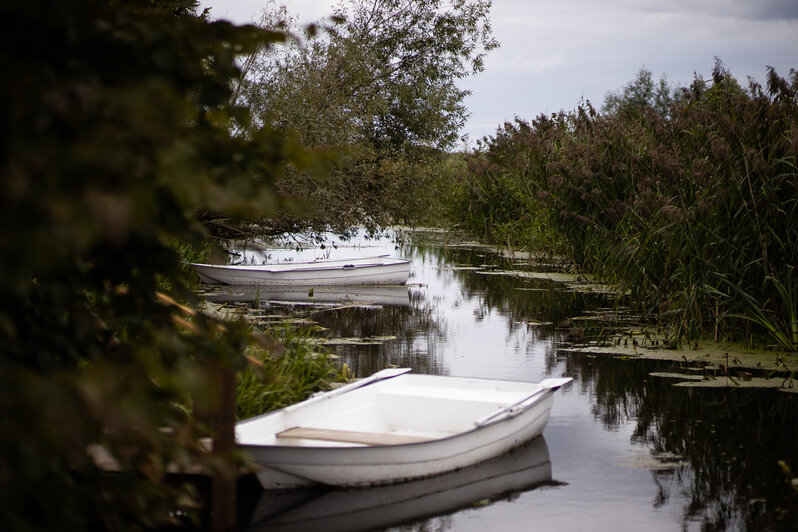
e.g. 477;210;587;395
311;302;447;378
565;353;798;530
644;389;798;530
285;237;598;378
304;237;617;378
410;241;615;338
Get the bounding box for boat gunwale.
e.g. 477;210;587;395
236;374;570;453
236;372;554;425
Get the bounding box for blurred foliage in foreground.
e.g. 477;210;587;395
0;1;342;529
449;62;798;350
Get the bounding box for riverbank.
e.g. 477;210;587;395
445;65;798;353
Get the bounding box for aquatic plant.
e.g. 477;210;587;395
712;267;798;351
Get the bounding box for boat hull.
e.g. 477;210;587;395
236;371;570;488
191;258;411;286
246;436;552;532
245;394;554;488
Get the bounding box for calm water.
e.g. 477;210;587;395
230;229;798;532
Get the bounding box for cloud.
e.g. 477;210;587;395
627;0;798;21
458;0;798;142
200;0;798;144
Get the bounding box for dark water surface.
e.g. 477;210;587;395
232;229;798;532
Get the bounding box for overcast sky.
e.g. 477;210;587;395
201;0;798;145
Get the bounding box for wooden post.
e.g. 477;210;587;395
209;361;237;532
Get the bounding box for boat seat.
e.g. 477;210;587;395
276;426;433;446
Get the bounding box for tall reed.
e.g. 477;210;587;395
450;62;798;348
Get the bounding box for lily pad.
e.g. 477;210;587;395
561;340;798;373
434;266;484;271
521;271;594;283
673;377;798;392
649;372;705;381
474;270;524;277
525;319;554;326
323;335;398;346
616;451;686;471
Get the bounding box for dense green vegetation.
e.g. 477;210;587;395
0;0;488;527
3;0;793;526
449;62;798;350
236;0;497;233
0;1;344;529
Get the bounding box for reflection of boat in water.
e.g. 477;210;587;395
200;284;411;307
244;436;553;532
190;256;411;286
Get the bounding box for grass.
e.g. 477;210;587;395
235;324;351;420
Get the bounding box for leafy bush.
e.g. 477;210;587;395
0;1;333;529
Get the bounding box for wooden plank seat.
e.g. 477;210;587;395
276;426;433;446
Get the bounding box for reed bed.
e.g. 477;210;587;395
451;63;798;350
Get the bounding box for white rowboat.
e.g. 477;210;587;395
190;256;411;286
236;368;571;489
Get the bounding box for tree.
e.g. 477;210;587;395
602;67;674;117
237;0;498;232
245;0;497;150
0;1;313;528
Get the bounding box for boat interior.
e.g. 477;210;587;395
236;375;545;448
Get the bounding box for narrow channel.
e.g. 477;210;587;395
231;229;798;531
